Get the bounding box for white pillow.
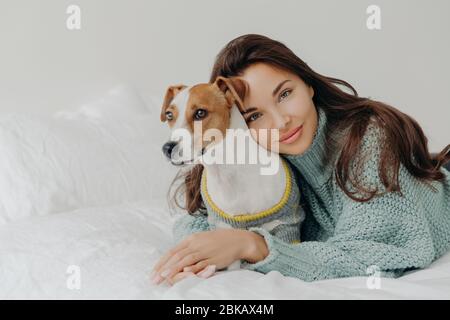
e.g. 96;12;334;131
0;85;176;225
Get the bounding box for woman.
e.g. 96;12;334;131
151;34;450;286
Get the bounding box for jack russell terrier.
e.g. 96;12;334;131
160;76;305;275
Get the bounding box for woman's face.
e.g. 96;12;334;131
238;62;318;155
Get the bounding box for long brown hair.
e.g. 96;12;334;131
169;34;450;215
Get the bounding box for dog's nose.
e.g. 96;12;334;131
162;141;178;159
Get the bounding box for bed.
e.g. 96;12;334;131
1;85;449;300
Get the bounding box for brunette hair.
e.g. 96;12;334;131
168;34;450;215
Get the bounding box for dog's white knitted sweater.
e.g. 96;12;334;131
200;158;305;245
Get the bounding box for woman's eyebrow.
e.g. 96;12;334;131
272;79;291;97
242;107;258;115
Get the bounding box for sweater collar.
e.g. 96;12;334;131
282;106;334;188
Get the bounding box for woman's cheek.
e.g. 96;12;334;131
286;101;305;118
250;128;264;148
250;128;274;151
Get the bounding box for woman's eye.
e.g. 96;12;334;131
194;109;208;120
279;89;292;102
246;112;262;122
165;111;173;120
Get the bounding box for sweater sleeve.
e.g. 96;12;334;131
172;212;211;244
241;189;435;281
241;122;437;281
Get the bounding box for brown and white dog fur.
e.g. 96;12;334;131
160;77;287;272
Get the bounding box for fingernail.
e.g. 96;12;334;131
198;269;214;278
199;265;213;273
151;274;163;285
198;265;216;278
160;269;171;278
203;265;216;273
197;269;206;276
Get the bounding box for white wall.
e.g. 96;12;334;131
0;0;448;152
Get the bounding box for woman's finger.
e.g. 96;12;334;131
151;247;192;285
197;265;216;278
155;247;193;283
163;252;206;280
151;240;189;274
183;260;210;274
167;265;216;286
167;271;195;286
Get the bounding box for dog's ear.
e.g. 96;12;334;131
214;76;247;112
160;84;187;122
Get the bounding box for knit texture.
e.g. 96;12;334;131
172;106;450;281
200;158;304;244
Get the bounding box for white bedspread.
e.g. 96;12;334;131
1;200;449;300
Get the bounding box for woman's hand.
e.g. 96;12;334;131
150;228;269;285
163;264;217;286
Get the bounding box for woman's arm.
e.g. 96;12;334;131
241;124;443;281
242;184;436;281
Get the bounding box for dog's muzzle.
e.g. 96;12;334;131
162;141;178;159
162;141;206;166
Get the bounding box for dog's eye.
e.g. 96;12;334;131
165;111;173;121
194;109;208;120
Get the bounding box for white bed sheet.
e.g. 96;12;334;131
1;200;450;300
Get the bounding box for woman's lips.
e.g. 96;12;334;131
279;125;303;144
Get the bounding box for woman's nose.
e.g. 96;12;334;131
272;111;290;129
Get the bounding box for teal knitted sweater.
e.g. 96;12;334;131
172;106;450;281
